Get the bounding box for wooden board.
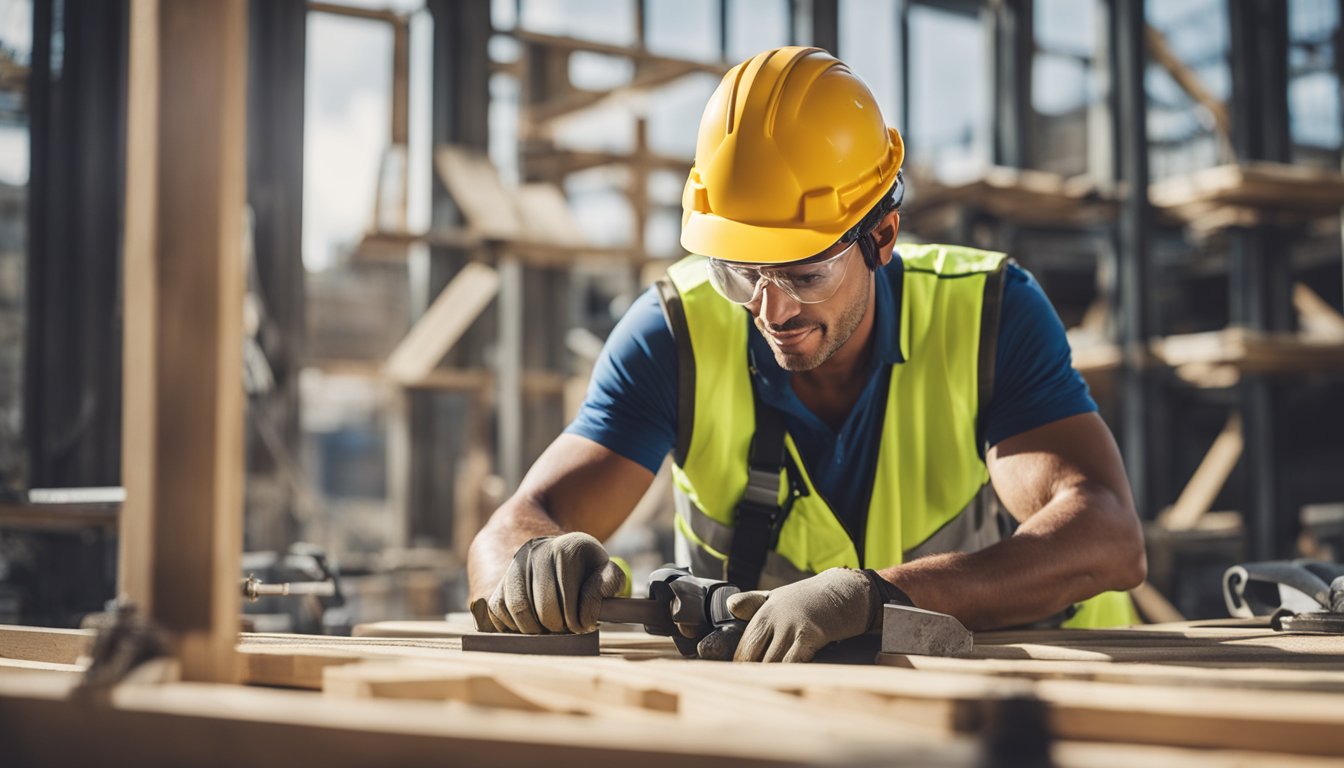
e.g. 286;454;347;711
117;0;248;684
1160;414;1243;531
965;625;1344;665
8;620;1344;762
1153;328;1344;375
0;674;922;768
381;261;500;384
433;146;521;239
0;625;92;665
905;167;1118;227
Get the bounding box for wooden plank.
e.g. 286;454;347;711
119;0;248;684
515;183;586;246
1144;24;1229;139
1160;414;1243;531
0;658;84;677
1294;282;1344;337
434;146;522;238
381;262;500;384
1149;163;1344;215
879;653;1344;693
0;674;897;768
1153;328;1344;374
0;625;92;665
685;657;1344;757
966;627;1344;665
1128;581;1186;623
322;659;679;719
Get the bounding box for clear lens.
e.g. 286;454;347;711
705;241;857;305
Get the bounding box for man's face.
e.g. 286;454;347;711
745;242;871;372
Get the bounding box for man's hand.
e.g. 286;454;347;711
475;532;626;634
727;568;900;663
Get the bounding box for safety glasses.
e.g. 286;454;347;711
705;239;859;305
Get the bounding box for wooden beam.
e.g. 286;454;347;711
119;0;249;684
1294;282;1344;336
381;262;500;385
1128;582;1186;624
1159;414;1243;531
1144;24;1230;141
0;625;93;665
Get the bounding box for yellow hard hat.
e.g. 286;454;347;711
680;47;904;265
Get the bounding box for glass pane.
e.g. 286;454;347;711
646;0;720;63
520;0;636;46
0;0;31;492
727;0;790;63
907;4;989;180
1289;0;1341;162
303;12;392;271
1035;0;1094;57
840;0;898;130
1145;0;1231;180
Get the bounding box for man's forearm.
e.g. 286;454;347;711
880;482;1146;630
466;494;565;603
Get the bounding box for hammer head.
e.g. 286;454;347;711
881;603;974;657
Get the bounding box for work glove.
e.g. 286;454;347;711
728;567;910;663
474;533;626;635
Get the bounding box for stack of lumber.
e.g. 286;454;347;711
4;620;1344;765
905;167;1117;227
1152;327;1344;376
1149;162;1344;235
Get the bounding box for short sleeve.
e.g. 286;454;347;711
982;264;1098;447
563;287;679;473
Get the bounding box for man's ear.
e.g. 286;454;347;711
873;211;900;267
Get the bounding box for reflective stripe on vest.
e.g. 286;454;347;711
658;245;1135;628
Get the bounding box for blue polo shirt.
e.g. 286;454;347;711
565;254;1096;534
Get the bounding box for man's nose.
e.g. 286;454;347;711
757;281;800;327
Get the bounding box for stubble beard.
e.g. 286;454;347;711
758;278;870;372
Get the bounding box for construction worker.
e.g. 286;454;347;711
468;47;1145;663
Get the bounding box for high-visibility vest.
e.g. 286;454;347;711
655;244;1135;628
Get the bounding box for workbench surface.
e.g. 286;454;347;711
2;620;1343;767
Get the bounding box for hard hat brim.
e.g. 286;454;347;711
679;210;848;266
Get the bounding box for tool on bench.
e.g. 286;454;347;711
1224;559;1344;633
600;566;748;656
241;574;338;601
466;565;747;657
240;544;347;634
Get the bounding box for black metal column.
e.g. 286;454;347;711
809;0;840;53
25;0;128;491
1111;0;1157;520
1228;0;1294;560
411;0;493;547
245;0;308;551
990;0;1032;169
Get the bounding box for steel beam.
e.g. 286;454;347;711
1112;0;1157;519
245;0;307;552
1228;0;1293;561
25;0;128;491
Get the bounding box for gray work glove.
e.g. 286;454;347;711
476;533;626;635
728;567;907;663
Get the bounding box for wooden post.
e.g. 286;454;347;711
119;0;249;684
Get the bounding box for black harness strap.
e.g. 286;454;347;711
726;379;790;591
975;258;1008;456
655;276;696;466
